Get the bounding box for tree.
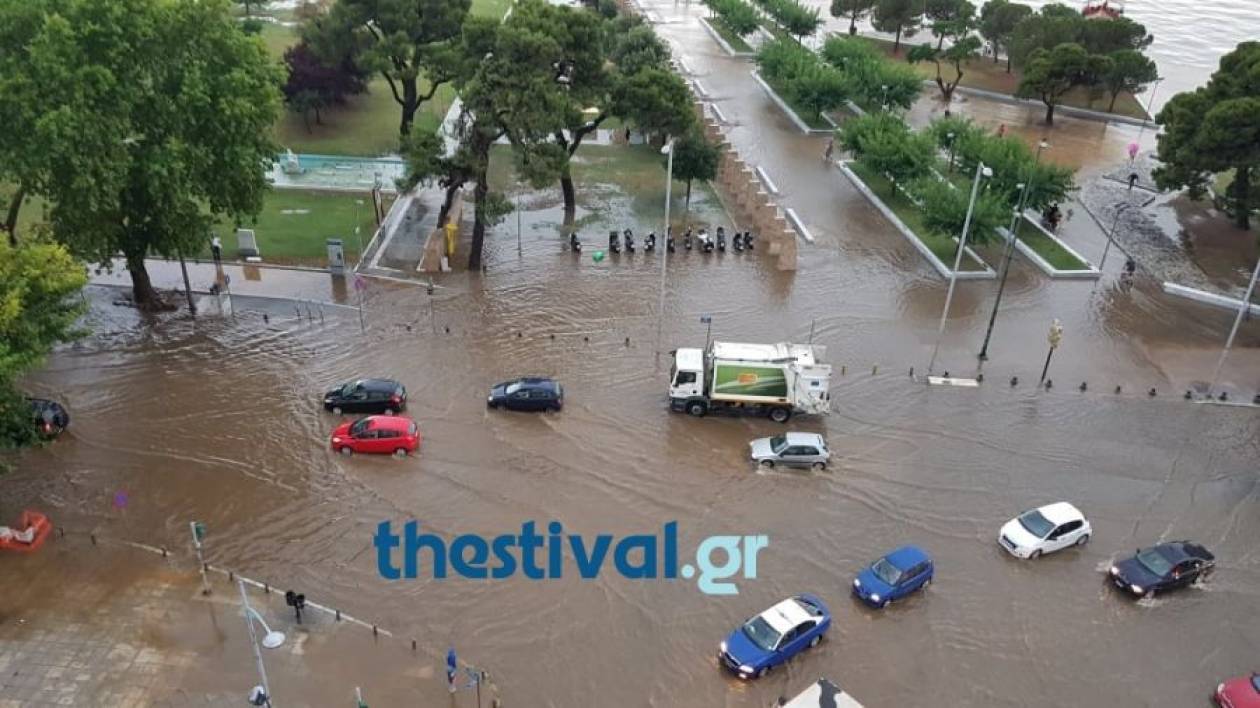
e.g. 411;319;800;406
282;40;369;132
791;64;849;121
0;236;87;449
714;0;762;38
909;35;981;104
307;0;470;137
668;128;721;227
611;67;697;139
978;0;1031;72
780;1;823;43
914;177;1008;245
611;24;672;76
0;0;281;308
1154;42;1260;231
1015;43;1093;125
925;0;975;51
236;0;268;17
1101;49;1157;112
841;113;935;194
822;36;921;110
872;0;922;53
829;0;876;36
1007;4;1085;68
1079;15;1152;56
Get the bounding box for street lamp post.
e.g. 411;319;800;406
1098;202;1132;271
978;140;1049;360
656;138;676;352
238;579;285;707
1206;255;1260;399
354;199;365;270
1039;318;1064;384
927;162;992;376
880;84;889;111
946;131;957;173
1132;77;1164;161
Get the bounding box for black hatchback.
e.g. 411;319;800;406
487;377;563;412
323;378;407;415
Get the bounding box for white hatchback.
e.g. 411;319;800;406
998;502;1091;559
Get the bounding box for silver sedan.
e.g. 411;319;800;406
749;432;830;469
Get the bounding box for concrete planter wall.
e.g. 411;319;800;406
750;71;837;136
698;17;754;57
1000;215;1100;279
839;161;995;280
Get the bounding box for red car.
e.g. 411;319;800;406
1217;673;1260;708
331;416;420;457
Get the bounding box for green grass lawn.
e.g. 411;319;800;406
473;0;513;19
705;16;754;53
855;36;1151;121
209;189;390;265
847;161;987;271
258;23;295;61
1012;220;1088;270
760;73;836;131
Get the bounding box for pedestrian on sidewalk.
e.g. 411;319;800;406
210;234;222;265
823;137;834;163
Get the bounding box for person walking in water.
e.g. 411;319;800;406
823;137;835;163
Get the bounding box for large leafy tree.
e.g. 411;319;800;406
0;0;281;308
872;0;922;53
307;0;470;137
841;112;935;194
611;68;696;139
1101;49;1157;113
1015;43;1103;125
925;0;975;51
791;64;849;121
978;0;1031;72
1155;42;1260;231
282;40;369;132
914;177;1008;246
1008;4;1150;68
668;128;721;228
829;0;877;36
821;36;921;111
0;236;87;449
909;35;982;104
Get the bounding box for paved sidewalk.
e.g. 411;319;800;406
0;536;480;707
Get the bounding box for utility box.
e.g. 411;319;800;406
327;238;346;276
236;229;260;258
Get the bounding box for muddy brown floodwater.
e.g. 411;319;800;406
6;3;1260;705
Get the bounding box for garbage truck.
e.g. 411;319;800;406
668;341;832;422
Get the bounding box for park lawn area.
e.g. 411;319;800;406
274;77;453;156
760;73;837;131
855;35;1150;121
1012;220;1089;270
847;160;987;271
707;16;754;53
472;0;513;19
259;22;296;61
1214;169;1235;195
210;189;388;265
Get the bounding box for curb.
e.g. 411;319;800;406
698;17;754;58
1162;282;1260;317
838;161;995;280
946;84;1153;128
750;71;836;135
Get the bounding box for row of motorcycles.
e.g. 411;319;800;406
569;227;755;254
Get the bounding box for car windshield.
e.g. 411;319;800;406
1251;675;1260;693
505;382;523;395
740;616;782;652
1018;510;1055;539
769;435;788;454
340;383;356;397
871;557;902;585
349;419;371;436
1136;548;1173;577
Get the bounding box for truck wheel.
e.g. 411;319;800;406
768;407;791;423
686;401;708;417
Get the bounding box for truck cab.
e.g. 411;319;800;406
669;348;706;405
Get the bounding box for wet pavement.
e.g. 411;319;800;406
4;4;1259;707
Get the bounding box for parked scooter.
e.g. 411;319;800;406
698;228;714;253
716;227;726;252
624;228;635;252
644;232;656;252
683;228;693;251
608;230;621;253
733;229;743;252
667;232;676;253
570;232;582;253
743;231;755;251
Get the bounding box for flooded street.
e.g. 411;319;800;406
5;2;1260;706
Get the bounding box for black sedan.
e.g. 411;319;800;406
323;378;407;415
487;377;563;412
28;398;70;438
1109;541;1215;598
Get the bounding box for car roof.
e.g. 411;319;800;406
511;377;557;388
1159;541;1213;562
1037;502;1085;525
885;545;931;569
363;415;412;430
356;378;402;390
784;432;825;446
758;598;813;634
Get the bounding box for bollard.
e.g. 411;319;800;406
841;365;846;376
550;334;555;340
1045;380;1053;390
1010;376;1018;387
517;332;522;338
161;546;168;557
412;639;417;651
976;373;984;383
372;625;378;637
229;570;235;582
1148;388;1157;397
264;583;269;594
444;326;450;334
1115;385;1122;394
1219;391;1228;402
335;609;341;621
624;337;630;347
583;336;589;342
1254;393;1260;406
1184;390;1193;400
295;306;301;319
90;533;97;546
872;365;878;375
1079;382;1087;392
263;313;269;324
943;371;950;379
909;367;914;378
59;527;65;538
318;306;324;324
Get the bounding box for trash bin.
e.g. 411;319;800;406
327;238;346;276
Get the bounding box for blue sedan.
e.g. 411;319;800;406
852;545;934;609
718;594;831;680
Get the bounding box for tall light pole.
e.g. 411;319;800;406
1039;318;1064;384
1131;77;1164;162
979;139;1048;360
354;199;365;270
1206;255;1260;399
239;579;285;707
1098;202;1132;271
927;161;992;376
656;138;676;352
